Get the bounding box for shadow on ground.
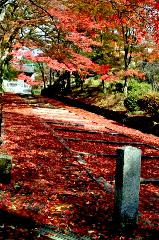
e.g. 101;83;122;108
45;94;159;136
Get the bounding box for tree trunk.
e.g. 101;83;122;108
42;71;46;89
38;63;46;89
0;61;3;88
81;79;84;91
102;80;105;91
123;76;128;96
122;27;132;97
49;68;52;86
123;45;129;97
66;71;71;91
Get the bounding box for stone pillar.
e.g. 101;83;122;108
0;154;12;183
114;146;141;227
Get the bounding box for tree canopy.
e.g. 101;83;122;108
0;0;158;88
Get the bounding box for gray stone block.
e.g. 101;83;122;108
114;146;141;227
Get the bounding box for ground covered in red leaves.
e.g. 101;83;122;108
0;93;158;239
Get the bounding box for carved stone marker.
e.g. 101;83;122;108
114;146;142;227
0;154;12;183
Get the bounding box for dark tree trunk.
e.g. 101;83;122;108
66;71;71;91
49;68;52;86
102;80;105;91
81;79;84;91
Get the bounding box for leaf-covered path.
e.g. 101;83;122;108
0;93;158;239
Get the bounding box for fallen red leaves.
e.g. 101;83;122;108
0;93;158;239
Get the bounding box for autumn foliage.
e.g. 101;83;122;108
0;0;158;89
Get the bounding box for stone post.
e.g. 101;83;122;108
0;154;12;183
114;146;141;227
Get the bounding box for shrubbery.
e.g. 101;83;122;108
138;92;159;117
124;95;140;112
124;79;152;112
127;79;152;96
